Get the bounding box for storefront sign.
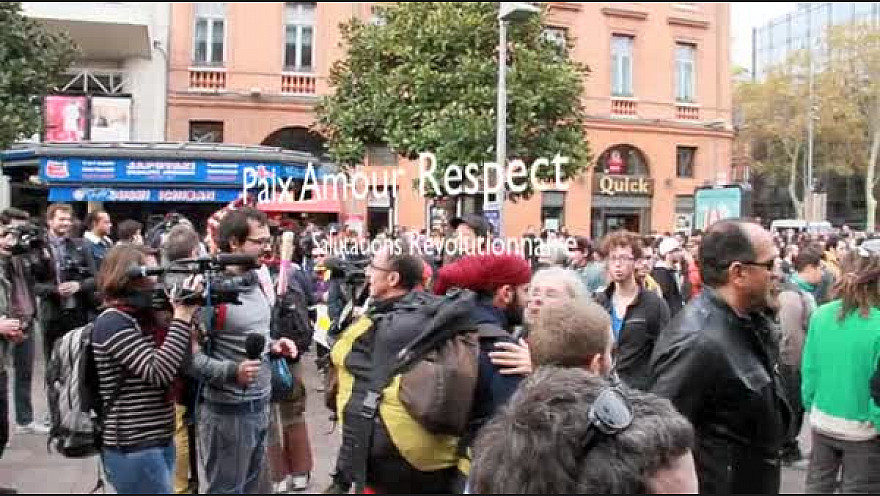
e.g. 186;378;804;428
593;175;654;196
48;187;241;203
40;157;312;185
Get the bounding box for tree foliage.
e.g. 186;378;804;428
0;2;78;150
314;2;591;199
736;21;879;228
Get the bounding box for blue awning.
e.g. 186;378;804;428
48;186;243;203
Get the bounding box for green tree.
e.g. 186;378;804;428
818;23;879;232
315;2;591;199
735;56;810;219
0;2;78;150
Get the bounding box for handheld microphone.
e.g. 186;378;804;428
245;333;266;360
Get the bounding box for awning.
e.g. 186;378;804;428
49;186;242;203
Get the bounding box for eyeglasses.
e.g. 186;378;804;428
579;386;634;456
740;260;776;272
246;237;272;245
368;262;393;272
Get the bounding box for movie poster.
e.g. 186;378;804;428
44;96;88;142
90;96;132;142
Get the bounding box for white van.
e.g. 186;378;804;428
769;219;834;234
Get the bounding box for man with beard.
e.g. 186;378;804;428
649;220;792;494
432;254;531;485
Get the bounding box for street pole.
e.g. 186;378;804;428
806;14;815;221
495;18;508;237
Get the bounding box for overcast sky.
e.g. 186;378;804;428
731;2;799;69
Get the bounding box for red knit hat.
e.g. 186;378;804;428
433;254;531;296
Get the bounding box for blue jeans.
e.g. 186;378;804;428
103;443;175;494
199;402;270;494
12;331;34;426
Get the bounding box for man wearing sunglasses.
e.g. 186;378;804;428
649;219;793;494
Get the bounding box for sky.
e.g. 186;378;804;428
730;2;799;70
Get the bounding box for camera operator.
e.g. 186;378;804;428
32;203;98;365
0;209;47;435
91;244;201;494
189;207;298;494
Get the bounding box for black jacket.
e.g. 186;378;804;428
32;237;98;323
651;265;684;316
596;284;670;391
649;288;793;493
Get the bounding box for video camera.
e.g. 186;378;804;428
9;223;47;256
127;254;261;306
324;257;368;284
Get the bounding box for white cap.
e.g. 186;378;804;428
658;237;682;257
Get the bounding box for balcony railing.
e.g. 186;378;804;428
676;104;700;121
611;98;638;117
281;72;317;96
189;68;227;91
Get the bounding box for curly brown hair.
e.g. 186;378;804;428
834;250;880;320
599;230;643;260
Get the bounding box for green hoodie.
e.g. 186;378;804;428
802;300;880;439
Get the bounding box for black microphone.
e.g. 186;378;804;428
244;333;266;360
215;254;259;268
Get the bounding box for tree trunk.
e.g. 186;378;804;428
866;128;879;233
788;147;804;219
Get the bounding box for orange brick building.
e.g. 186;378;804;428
167;2;733;238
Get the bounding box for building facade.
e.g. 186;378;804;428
9;3;172;215
752;2;879;81
166;2;733;237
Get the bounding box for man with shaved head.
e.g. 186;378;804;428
649;220;793;494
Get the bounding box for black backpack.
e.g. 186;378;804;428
271;267;314;359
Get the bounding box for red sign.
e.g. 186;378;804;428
606;149;625;174
45;160;70;179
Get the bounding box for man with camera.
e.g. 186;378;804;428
0;208;48;436
189;207;298;494
33;204;98;364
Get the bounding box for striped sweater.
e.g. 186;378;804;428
92;309;191;449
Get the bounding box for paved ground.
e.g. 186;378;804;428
3;342;808;493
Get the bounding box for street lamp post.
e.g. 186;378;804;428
494;2;539;237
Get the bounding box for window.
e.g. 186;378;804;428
675;43;696;103
370;5;387;26
189;121;224;143
611;35;634;97
284;2;316;72
541;192;566;231
543;26;567;55
676;146;696;178
367;144;396;167
194;3;225;66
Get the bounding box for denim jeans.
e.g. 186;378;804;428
103;442;175;494
806;431;880;494
198;401;270;494
0;369;8;459
12;331;34;426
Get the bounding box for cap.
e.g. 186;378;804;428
450;214;491;237
657;237;682;257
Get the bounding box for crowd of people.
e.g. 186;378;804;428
1;200;880;494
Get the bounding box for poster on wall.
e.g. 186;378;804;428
44;96;88;142
694;186;744;231
90;96;132;142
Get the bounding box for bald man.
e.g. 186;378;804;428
649;220;793;494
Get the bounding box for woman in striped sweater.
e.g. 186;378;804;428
92;244;200;494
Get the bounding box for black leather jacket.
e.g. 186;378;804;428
649;288;793;454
